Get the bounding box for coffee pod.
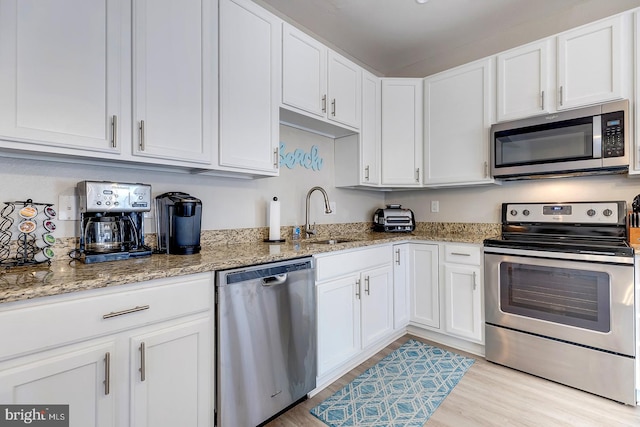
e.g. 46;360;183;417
44;206;57;219
18;220;36;234
36;233;56;249
34;247;55;262
40;219;56;233
18;205;38;219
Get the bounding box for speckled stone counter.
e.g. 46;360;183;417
0;222;500;304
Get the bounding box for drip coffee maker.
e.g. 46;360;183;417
77;181;152;263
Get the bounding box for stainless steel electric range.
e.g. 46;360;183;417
483;201;636;405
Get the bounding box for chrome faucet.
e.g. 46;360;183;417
305;186;332;238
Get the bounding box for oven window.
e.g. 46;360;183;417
499;262;610;333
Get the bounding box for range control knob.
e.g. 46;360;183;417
522;209;530;216
587;209;596;217
603;209;613;217
510;209;518;217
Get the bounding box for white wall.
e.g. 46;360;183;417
0;125;385;238
386;174;640;223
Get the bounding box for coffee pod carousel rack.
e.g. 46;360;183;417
1;199;56;269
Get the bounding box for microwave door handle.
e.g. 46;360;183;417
593;115;602;159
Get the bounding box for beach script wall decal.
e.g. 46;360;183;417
279;142;324;170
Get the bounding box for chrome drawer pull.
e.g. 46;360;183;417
102;305;150;319
450;252;471;257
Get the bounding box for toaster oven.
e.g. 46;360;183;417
373;205;415;232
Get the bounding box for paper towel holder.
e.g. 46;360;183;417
264;196;286;243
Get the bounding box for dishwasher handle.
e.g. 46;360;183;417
262;274;287;287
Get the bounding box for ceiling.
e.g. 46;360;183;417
254;0;640;77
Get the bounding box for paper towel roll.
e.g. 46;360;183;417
268;197;281;241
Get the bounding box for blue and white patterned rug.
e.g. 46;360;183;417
310;339;475;427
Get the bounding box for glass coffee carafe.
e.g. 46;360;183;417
83;215;139;253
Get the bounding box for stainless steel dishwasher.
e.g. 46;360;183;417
216;257;316;427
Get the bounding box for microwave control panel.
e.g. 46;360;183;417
602;110;624;158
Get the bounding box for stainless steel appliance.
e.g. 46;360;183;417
216;257;316;427
484;201;636;405
373;204;415;232
155;192;202;255
490;99;629;180
78;181;152;263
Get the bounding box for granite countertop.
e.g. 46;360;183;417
0;228;497;305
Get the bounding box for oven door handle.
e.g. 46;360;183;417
483;246;634;265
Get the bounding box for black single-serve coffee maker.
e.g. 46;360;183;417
155;192;202;255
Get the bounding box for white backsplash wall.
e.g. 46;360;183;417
386;174;640;223
0;125;385;238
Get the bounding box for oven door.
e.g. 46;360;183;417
484;247;634;356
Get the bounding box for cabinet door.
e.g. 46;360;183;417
133;0;214;164
360;70;381;185
497;39;552;121
409;243;439;329
0;342;115;427
557;16;623;110
282;23;327;118
130;318;211;427
392;244;410;329
0;0;123;154
219;0;280;174
327;51;361;129
443;264;483;343
423;58;493;186
316;276;361;377
360;265;393;348
381;79;423;186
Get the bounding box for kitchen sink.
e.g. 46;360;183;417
308;238;355;245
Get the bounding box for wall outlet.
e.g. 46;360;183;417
58;195;78;221
324;201;337;215
431;200;440;213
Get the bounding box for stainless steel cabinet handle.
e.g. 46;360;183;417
139;342;146;382
331;99;336;116
415;168;420;182
111;116;118;148
139;120;145;151
473;271;477;290
355;279;361;299
364;165;370;181
559;86;563;106
104;352;111;395
273;148;279;169
484;161;488;178
451;252;471;256
364;276;370;295
541;91;545;110
103;305;150;319
322;95;327;113
395;249;400;265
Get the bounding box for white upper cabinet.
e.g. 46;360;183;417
496;39;553;122
423;58;494;187
133;0;214;164
557;15;624;110
218;0;281;175
497;15;628;122
0;0;123;154
282;23;361;132
381;78;423;187
360;70;381;186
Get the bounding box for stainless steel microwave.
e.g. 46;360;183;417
490;99;629;180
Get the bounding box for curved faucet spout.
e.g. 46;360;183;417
305;186;332;238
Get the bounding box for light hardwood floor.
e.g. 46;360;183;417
266;334;640;426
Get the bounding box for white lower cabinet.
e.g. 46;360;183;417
407;243;440;329
315;245;393;378
442;244;484;344
0;273;213;427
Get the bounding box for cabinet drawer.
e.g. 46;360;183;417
315;245;392;282
0;273;212;360
444;244;481;266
